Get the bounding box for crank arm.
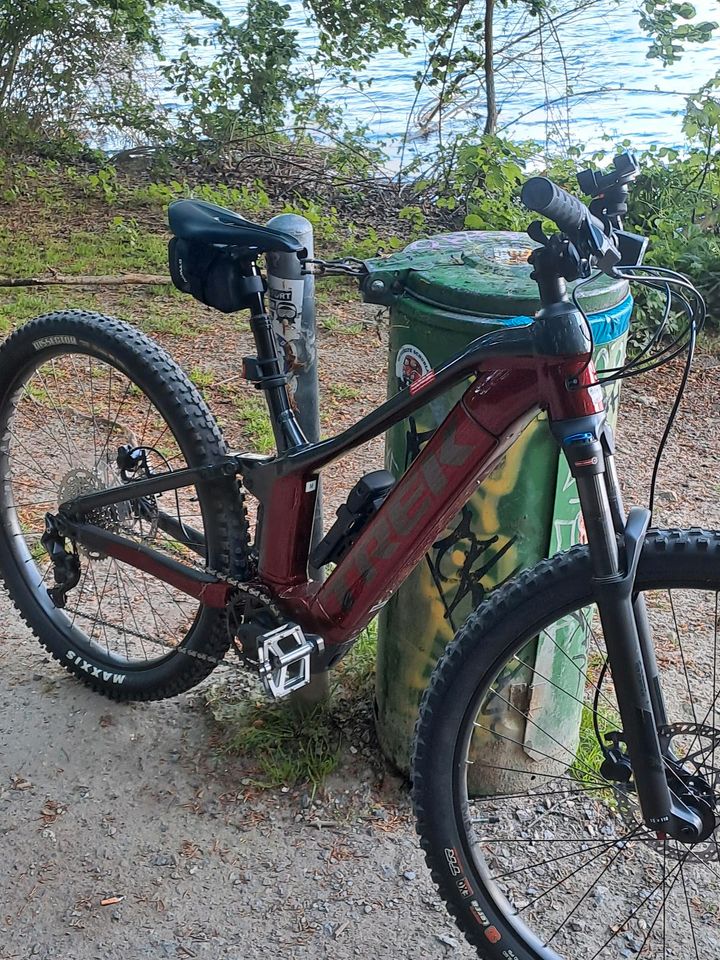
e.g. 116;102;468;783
60;518;230;609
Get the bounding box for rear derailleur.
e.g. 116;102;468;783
41;513;80;608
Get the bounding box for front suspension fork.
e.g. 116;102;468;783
560;425;704;842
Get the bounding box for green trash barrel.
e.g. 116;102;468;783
370;231;632;783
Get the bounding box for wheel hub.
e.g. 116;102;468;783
661;721;719;845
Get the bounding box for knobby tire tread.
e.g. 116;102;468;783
412;528;720;960
0;311;252;702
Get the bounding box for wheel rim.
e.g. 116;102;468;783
0;349;215;668
454;586;720;959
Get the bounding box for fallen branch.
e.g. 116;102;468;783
0;273;169;288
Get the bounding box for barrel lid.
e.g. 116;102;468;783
371;231;629;316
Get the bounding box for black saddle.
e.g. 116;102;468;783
168;199;305;255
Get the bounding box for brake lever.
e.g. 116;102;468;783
583;219;622;275
614;229;649;269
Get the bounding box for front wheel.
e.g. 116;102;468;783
413;530;720;960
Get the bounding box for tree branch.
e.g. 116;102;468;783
483;0;497;135
0;273;169;288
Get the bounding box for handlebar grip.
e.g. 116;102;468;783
521;177;590;235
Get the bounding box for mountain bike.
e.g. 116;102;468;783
0;151;716;958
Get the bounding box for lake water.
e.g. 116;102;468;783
158;0;720;161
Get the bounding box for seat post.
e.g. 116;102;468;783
244;260;306;453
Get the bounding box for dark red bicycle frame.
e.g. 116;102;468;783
253;358;603;656
61;315;604;663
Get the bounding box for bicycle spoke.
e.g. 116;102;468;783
669;590;700;728
543;825;644;942
536;614;620;719
492;830;644;882
474;693;633;807
588;855;689;960
3;349;215;668
443;581;720;960
678;846;701;960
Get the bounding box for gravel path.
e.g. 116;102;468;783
1;322;718;960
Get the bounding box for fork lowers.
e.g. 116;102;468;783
562;429;712;843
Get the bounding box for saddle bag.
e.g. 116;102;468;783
168;238;262;314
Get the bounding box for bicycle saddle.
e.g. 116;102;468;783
168;199;305;254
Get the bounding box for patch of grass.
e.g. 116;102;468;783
327;382;360;401
317;313;364;335
334;621;377;699
131;178;273;221
234;394;275;454
1;222;168;279
30;541;46;562
134;312;186;336
205;621;378;789
189;366;215;391
571;706;606;782
207;693;341;790
570;703;622;806
0;288;107;331
133;298;208;338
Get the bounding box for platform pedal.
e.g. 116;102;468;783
257;623;324;699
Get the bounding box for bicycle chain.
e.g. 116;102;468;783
204;565;284;667
67;567;283;672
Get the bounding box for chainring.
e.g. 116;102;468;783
226;587;283;668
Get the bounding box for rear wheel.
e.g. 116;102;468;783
413;531;720;960
0;311;251;700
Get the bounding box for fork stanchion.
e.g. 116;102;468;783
265;214;328;707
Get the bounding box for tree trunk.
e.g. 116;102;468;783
0;39;25;109
483;0;497;135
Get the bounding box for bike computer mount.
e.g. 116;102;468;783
576;151;648;271
577;151;640;226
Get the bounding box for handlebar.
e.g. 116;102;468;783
521;175;624;278
520;154;648;283
521;177;598;237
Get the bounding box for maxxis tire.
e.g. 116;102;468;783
411;528;720;960
0;310;251;701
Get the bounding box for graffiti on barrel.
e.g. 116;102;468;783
375;327;628;777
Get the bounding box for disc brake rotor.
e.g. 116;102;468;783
611;721;720;862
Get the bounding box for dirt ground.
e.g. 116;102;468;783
1;304;719;960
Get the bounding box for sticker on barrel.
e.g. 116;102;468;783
396;344;431;389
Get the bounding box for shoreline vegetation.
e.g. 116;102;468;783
1;127;719;335
1;2;719;334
